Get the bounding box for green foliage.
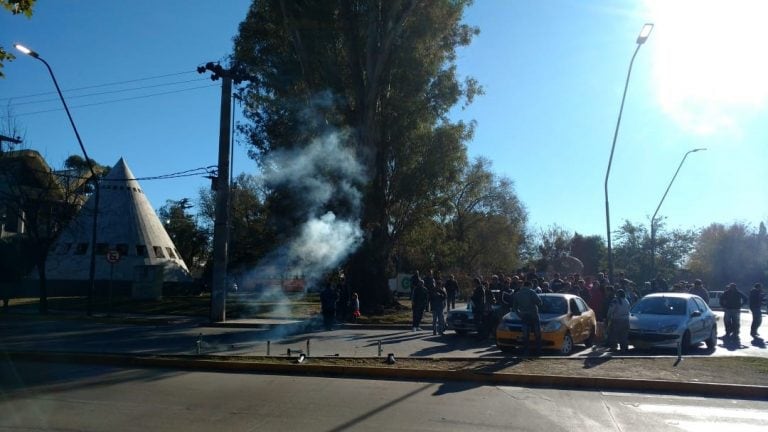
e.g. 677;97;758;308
570;233;605;276
158;199;209;271
688;222;768;288
198;173;273;275
234;0;481;306
0;0;36;78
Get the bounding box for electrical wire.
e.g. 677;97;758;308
4;84;219;118
0;70;197;102
38;165;218;182
8;78;210;107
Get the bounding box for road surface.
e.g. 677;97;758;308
1;360;766;431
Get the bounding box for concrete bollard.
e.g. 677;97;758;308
267;340;271;356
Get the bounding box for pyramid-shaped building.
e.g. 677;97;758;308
46;158;190;281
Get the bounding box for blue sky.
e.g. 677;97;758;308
2;1;767;239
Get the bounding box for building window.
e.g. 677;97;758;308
166;247;176;259
136;245;148;257
153;246;165;258
74;243;89;255
116;243;129;256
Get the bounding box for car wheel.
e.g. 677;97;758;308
559;333;574;355
584;327;595;348
455;329;468;336
705;326;717;350
681;330;692;353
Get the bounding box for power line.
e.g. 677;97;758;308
34;165;218;181
3;84;219;118
8;78;210;107
0;70;197;102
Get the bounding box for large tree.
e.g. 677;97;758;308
234;0;480;306
158;198;209;273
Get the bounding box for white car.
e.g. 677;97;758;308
628;293;718;352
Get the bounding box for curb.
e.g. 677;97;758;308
5;351;767;400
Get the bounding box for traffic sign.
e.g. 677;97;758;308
106;250;120;264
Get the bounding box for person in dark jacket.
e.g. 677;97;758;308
749;283;764;339
320;284;338;331
444;274;459;311
513;281;543;355
690;279;709;304
720;283;747;338
411;279;428;331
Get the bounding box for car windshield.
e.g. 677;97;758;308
540;296;567;315
631;297;687;316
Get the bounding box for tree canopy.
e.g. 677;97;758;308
234;0;482;306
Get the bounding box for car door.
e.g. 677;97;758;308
687;298;706;342
569;298;587;342
693;297;713;342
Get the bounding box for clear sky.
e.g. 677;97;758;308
2;1;767;239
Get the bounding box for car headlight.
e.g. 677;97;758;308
541;321;562;332
657;325;678;334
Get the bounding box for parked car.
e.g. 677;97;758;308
628;293;718;352
708;291;724;309
445;293;504;336
495;293;596;355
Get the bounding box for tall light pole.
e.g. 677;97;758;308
15;43;100;315
604;23;653;283
650;148;707;277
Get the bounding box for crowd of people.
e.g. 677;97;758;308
407;268;766;354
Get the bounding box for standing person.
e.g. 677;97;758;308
513;281;543;355
690;279;709;304
601;285;616;347
444;274;459;311
320;283;338;331
423;270;435;312
411;279;428;331
720;283;746;339
350;292;361;322
429;283;447;335
749;283;764;339
410;270;422;300
470;278;487;337
607;289;631;352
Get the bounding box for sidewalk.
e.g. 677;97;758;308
1;311;766;399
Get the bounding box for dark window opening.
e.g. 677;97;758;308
166;247;176;259
153;246;165;258
136;245;148;257
116;243;129;256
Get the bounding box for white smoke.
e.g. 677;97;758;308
240;130;365;299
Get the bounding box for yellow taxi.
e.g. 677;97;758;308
496;293;596;355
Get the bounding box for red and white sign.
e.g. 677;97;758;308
106;250;120;264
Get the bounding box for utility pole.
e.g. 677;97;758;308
197;62;251;323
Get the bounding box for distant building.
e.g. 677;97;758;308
45;157;190;282
0;149;91;240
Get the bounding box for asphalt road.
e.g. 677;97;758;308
0;307;765;359
1;360;766;432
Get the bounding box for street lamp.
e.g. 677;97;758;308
15;43;100;316
650;148;707;276
604;23;653;283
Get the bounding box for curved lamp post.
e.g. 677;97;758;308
15;44;100;316
650;147;707;276
604;23;653;283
